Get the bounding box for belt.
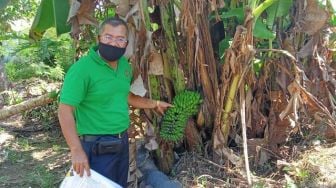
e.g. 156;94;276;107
79;130;127;142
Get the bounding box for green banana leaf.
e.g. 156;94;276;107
220;7;244;23
53;0;71;36
220;8;275;40
30;0;70;40
253;18;275;40
266;0;292;28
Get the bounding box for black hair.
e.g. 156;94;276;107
98;17;128;35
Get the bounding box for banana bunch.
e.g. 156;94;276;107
160;90;202;142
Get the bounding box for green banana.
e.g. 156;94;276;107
160;90;202;142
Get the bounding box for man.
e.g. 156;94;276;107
58;17;171;187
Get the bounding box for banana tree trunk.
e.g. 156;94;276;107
151;1;186;173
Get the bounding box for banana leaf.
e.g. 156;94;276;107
30;0;70;40
266;0;292;28
219;8;274;40
220;7;244;23
253;18;275;40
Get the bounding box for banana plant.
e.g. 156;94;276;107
29;0;70;40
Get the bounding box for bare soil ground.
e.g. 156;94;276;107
0;115;70;188
1;116;336;188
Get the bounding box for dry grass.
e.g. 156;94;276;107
284;143;336;187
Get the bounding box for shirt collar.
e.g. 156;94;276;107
89;45;108;66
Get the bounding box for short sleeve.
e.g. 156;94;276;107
59;63;89;107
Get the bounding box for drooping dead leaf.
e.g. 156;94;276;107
130;75;147;97
144;137;159;150
266;90;292;146
198;44;216;114
297;35;318;58
213;128;243;166
290;81;334;123
196;105;205;127
247;138;271;166
298;0;328;35
124;24;136;58
268;108;291;146
110;0;130;17
185;119;202;152
249;94;267;138
67;0;98;39
125;2;141;29
144;121;158;151
279;92;301;123
148;51;164;75
312;112;336;139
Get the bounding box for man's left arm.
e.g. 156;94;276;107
128;92;172;115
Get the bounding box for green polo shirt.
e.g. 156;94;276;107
59;46;133;135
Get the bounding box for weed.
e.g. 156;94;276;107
47;65;64;81
52;144;61;152
7;149;21;164
0;175;9;185
23;101;58;130
17;138;31;151
2;90;23;105
283;165;315;186
253;181;266;188
26;164;55;188
285;174;298;188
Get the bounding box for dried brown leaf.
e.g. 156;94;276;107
67;0;98;38
247;138;270;166
124;25;136;58
245;89;252;129
144;138;159;150
196;106;205;127
185;119;202;152
299;0;328;35
213;128;242;166
268;108;291;145
148;52;164;75
115;0;130;17
130;75;147;97
297;36;318;58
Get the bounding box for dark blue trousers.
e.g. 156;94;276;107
80;133;129;188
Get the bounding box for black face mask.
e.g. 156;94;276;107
98;42;126;62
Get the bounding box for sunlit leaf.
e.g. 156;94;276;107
53;0;71;36
30;0;54;39
253;18;276;39
330;14;336;26
30;0;70;40
253;58;264;75
266;0;292;28
220;7;244;23
219;37;232;61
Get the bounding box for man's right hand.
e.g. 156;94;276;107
58;103;91;177
71;147;91;177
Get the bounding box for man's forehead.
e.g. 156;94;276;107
101;24;127;35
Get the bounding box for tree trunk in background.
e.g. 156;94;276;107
0;92;57;120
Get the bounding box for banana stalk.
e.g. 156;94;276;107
221;75;240;146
